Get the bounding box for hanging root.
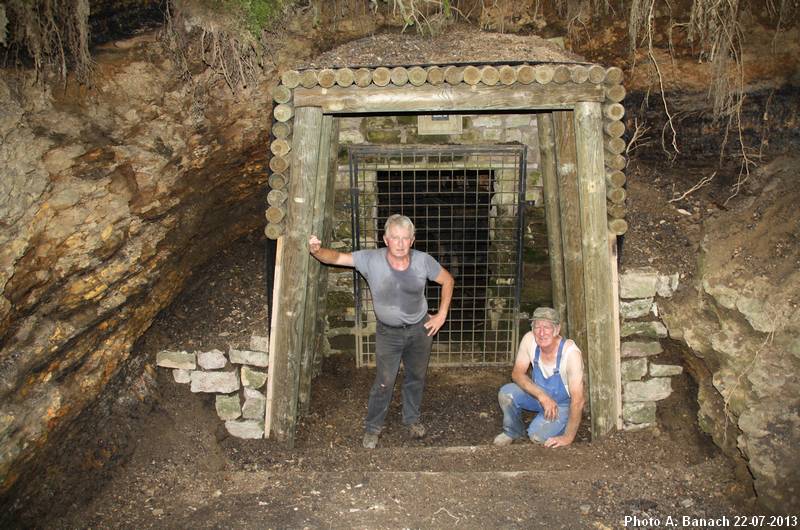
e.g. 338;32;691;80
2;0;93;84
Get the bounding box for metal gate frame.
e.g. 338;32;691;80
348;144;527;368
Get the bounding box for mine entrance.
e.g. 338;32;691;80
348;145;526;367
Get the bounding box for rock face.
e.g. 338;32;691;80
0;38;272;494
660;157;800;512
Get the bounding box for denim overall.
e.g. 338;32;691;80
498;338;572;442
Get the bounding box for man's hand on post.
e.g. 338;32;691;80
309;235;321;255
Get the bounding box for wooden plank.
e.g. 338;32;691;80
293;83;604;114
536;113;567;329
553;110;587;361
298;115;337;415
266;106;325;446
573;101;619;440
264;236;284;436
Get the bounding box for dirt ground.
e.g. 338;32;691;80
41;173;761;528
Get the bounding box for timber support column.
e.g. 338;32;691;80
299;116;339;414
537;113;567;327
573;101;620;438
266;106;325;446
553;110;587;354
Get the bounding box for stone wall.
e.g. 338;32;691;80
617;268;682;430
156;335;270;439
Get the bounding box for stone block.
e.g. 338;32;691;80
620;298;653;320
650;364;684;377
505;114;534;128
619;270;659;299
190;370;240;393
338;129;364;144
623;401;657;424
656;273;679;298
241;366;267;389
225;420;264;439
622;422;656;432
197;349;226;370
621;341;663;357
173;369;191;384
249;335;270;353
482;129;502;141
621;358;648;381
471;116;503;128
504;129;523;142
621;321;668;339
156;350;196;370
242;389;266;420
624;378;673;402
215;394;241;421
229;348;268;367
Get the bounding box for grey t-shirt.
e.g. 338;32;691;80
352;248;442;326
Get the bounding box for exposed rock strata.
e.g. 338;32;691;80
0;39;272;494
661;157;800;511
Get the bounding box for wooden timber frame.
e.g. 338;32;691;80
264;62;628;447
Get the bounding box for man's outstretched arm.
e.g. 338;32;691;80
309;235;354;267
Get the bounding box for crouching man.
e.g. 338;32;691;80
494;307;585;448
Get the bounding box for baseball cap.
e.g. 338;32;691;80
532;307;560;325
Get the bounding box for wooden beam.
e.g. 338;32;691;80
573;101;619;440
264;236;284;436
536;113;567;329
298;115;338;415
553;110;587;361
293;83;605;114
312;118;341;389
266;106;325;447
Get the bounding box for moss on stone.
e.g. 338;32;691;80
395;115;418;126
326;291;354;309
415;134;452;144
366;130;402;143
363;117;396;130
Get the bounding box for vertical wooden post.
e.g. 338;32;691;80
298;115;338;414
537;113;567;328
573;101;619;439
266;106;325;447
312;119;340;381
553;111;588;360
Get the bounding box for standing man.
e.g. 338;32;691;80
493;307;585;448
309;214;455;449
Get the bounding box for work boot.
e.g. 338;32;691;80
493;432;514;447
362;432;379;449
408;423;426;439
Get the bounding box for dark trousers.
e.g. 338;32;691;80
364;318;433;434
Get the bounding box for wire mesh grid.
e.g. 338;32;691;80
349;145;526;367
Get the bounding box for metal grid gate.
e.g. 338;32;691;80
349;145;526;367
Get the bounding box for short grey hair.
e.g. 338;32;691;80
384;214;415;236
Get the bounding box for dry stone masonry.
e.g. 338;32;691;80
618;268;682;430
156;335;269;439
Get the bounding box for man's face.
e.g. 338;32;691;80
383;224;414;258
532;319;559;348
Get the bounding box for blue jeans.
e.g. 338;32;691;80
364;318;433;434
498;382;571;442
